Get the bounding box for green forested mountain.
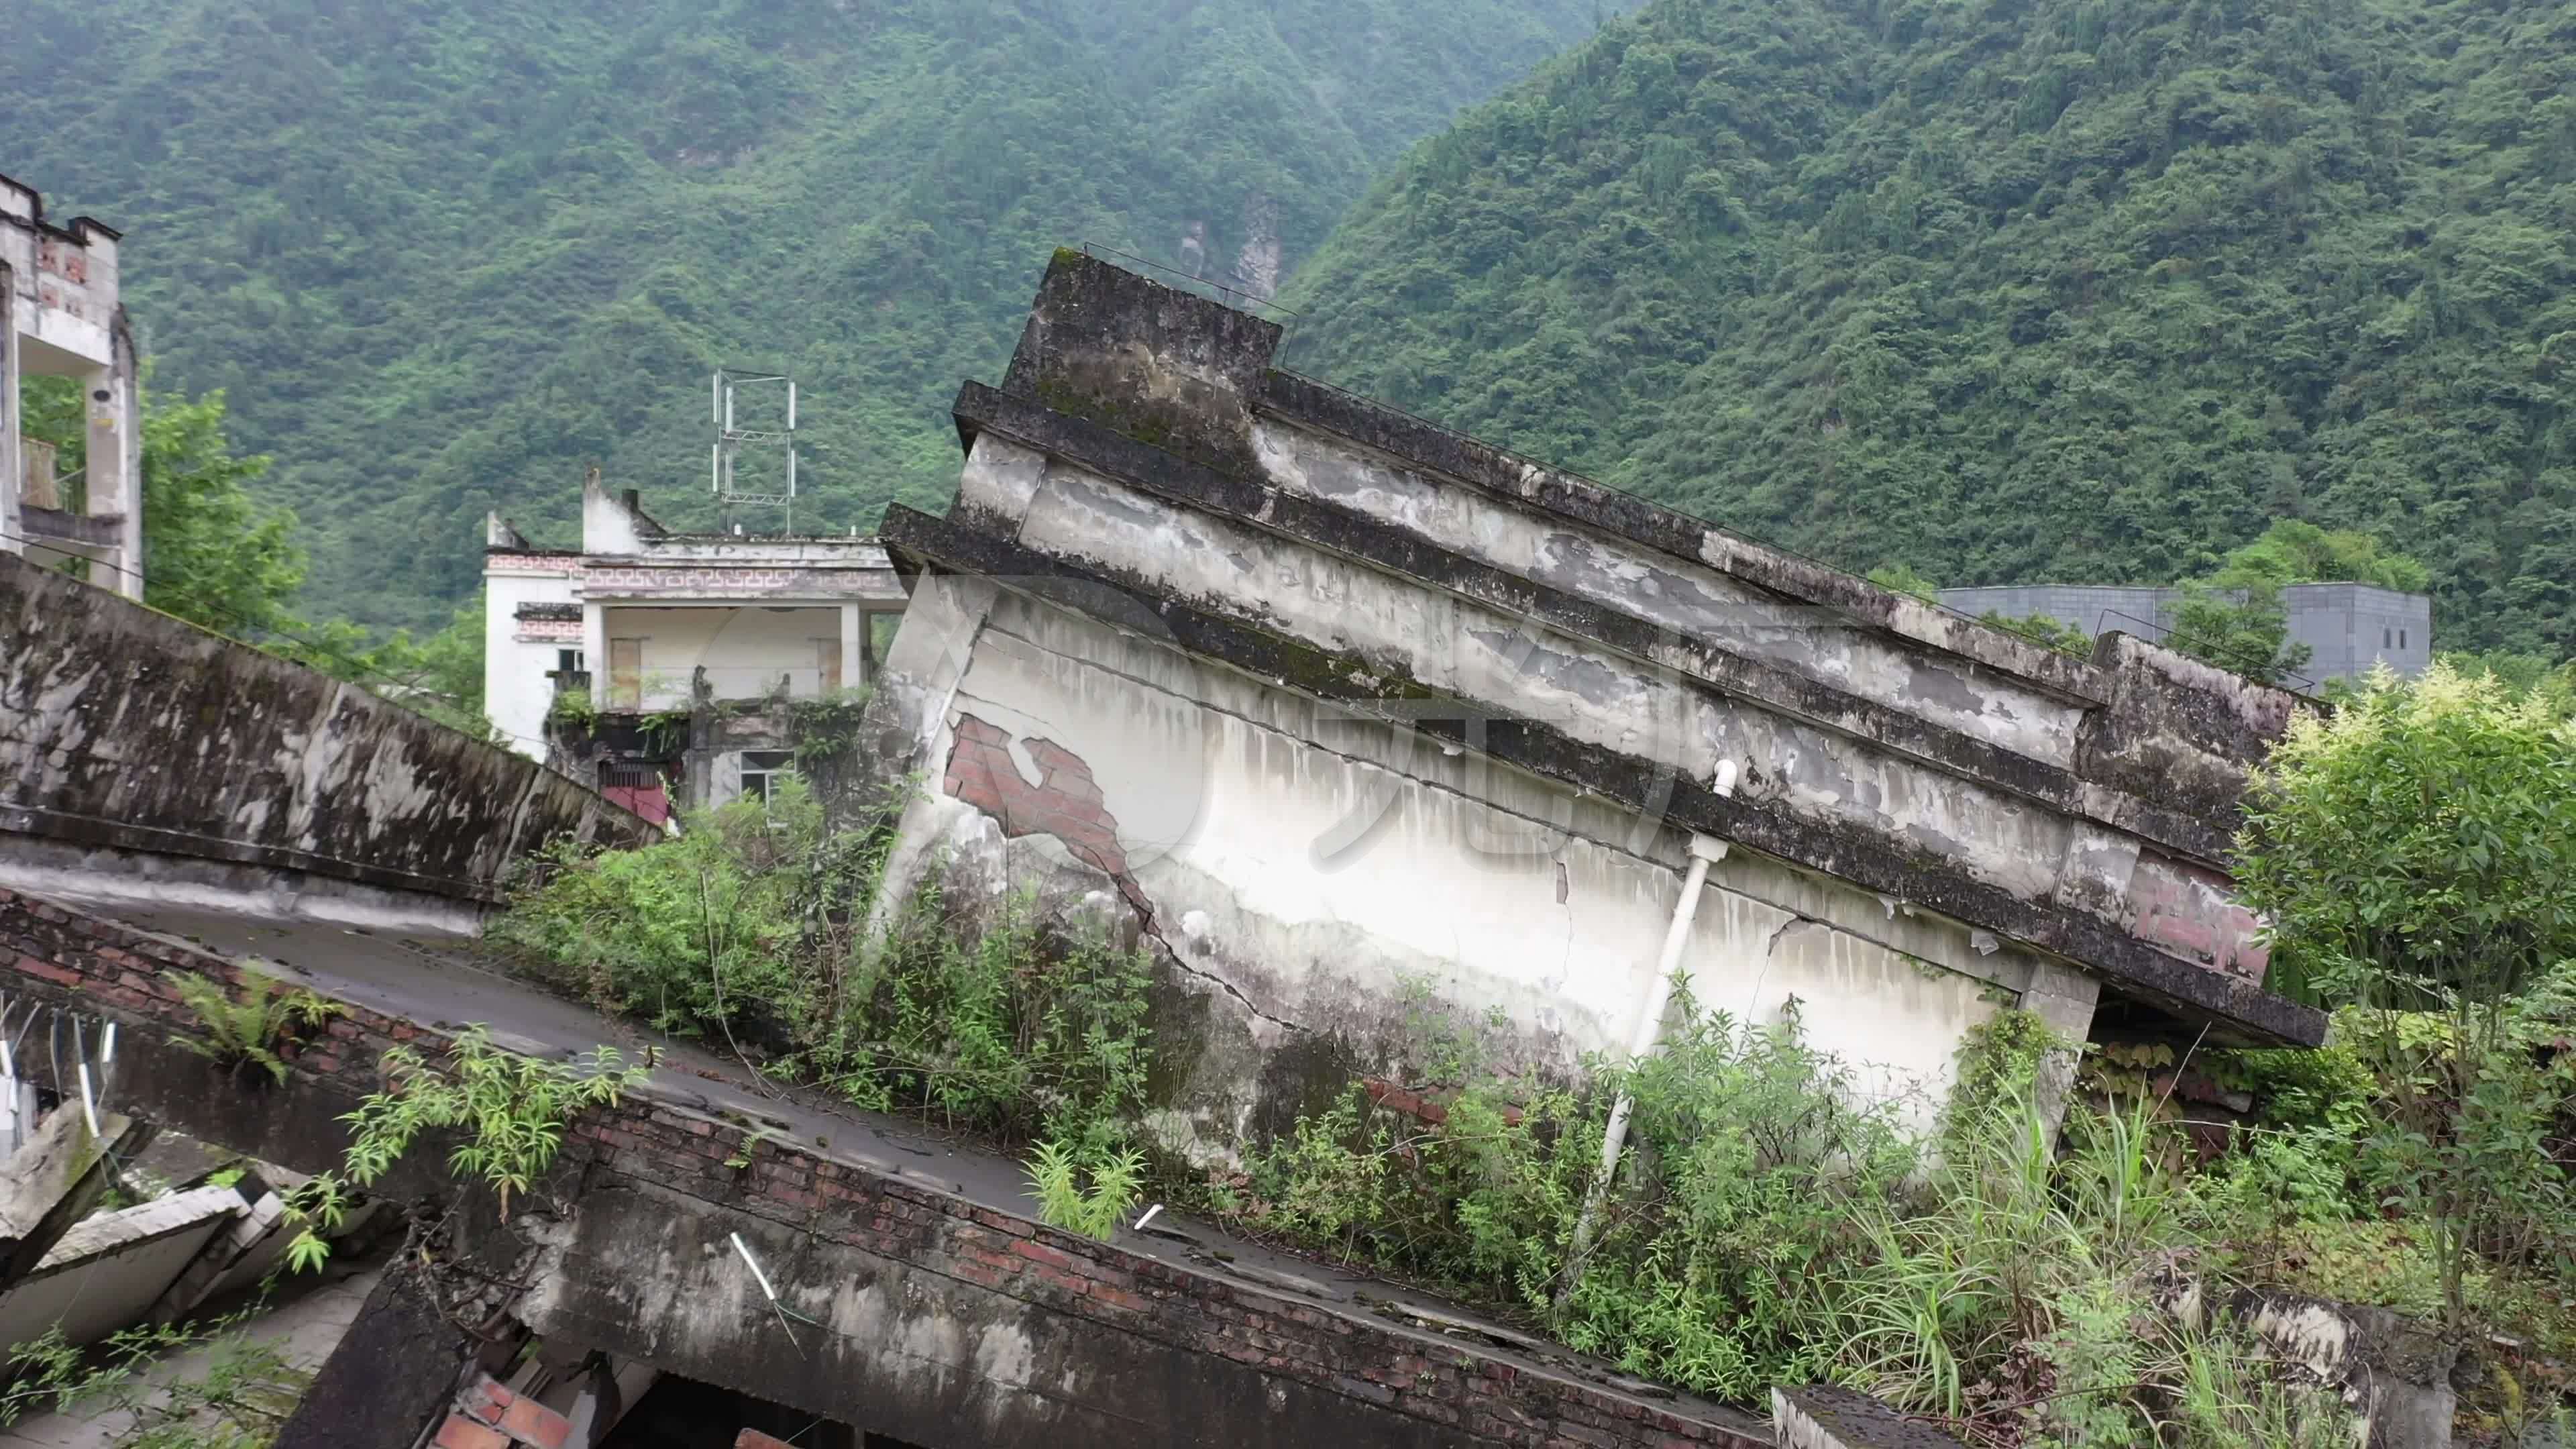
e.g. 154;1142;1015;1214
1283;0;2576;655
4;0;1611;627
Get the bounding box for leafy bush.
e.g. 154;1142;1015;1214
1217;1003;2365;1441
828;880;1154;1152
1027;1138;1147;1241
1229;988;1917;1401
283;1026;647;1271
491;776;872;1042
495;777;1155;1152
2237;665;2576;1327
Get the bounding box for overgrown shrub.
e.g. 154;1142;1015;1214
494;774;1155;1151
1226;987;1917;1401
816;876;1153;1150
491;777;871;1044
282;1026;648;1270
1218;1001;2359;1442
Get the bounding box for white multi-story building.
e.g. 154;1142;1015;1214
483;472;905;818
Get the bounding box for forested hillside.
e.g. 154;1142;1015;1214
1283;0;2576;655
3;0;1611;627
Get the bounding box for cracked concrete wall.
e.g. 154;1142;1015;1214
964;429;2274;976
1252;419;2089;765
1004;445;2248;959
880;576;2023;1148
0;552;653;906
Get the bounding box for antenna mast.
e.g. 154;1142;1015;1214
710;368;798;533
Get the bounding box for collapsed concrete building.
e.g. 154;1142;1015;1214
864;250;2324;1155
1;173;142;600
0;247;2332;1449
0;547;1813;1448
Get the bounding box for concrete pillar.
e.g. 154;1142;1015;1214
582;600;607;711
1;263;19;560
839;600;863;691
83;333;142;600
2021;958;2102;1142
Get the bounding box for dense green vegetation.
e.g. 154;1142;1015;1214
1285;0;2576;656
5;0;1613;629
467;661;2576;1440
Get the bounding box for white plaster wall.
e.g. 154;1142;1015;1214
600;606;845;707
940;593;2003;1140
1012;458;2106;914
484;567;578;760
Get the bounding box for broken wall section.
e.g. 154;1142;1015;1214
0;553;653;918
861;250;2323;1162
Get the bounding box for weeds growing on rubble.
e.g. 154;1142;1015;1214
2;1311;309;1448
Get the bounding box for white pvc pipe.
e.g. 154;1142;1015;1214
1560;759;1737;1298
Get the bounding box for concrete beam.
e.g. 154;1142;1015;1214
951;383;2226;866
1774;1385;1969;1449
0;1102;155;1286
878;504;2323;1047
272;1264;481;1449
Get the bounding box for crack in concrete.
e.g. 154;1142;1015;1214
1131;905;1316;1038
1097;871;1313;1037
1762;914;1825;958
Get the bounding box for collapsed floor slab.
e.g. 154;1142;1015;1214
2;888;1780;1448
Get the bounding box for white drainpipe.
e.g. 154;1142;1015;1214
1559;759;1737;1300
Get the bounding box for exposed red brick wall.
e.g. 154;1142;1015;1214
943;713;1128;876
0;888;1766;1449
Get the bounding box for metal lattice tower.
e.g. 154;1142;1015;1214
711;368;798;532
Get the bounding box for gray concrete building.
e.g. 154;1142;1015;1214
1937;581;2432;688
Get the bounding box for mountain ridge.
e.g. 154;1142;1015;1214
1281;0;2576;655
3;0;1615;627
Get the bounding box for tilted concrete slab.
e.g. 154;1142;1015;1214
861;252;2319;1173
0;551;655;920
0;1099;154;1287
2;888;1776;1449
